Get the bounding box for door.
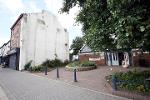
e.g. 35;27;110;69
9;54;17;70
106;52;111;66
111;53;119;66
106;52;119;66
118;52;124;65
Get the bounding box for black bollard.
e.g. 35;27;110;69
45;65;48;75
57;67;59;78
112;75;117;90
74;69;77;82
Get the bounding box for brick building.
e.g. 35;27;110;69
79;45;150;67
79;45;106;66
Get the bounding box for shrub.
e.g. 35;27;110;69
24;60;32;70
63;60;69;66
136;85;146;92
81;61;96;67
41;59;49;66
68;61;96;67
49;59;64;67
29;65;44;72
41;59;64;68
68;61;80;67
110;70;150;93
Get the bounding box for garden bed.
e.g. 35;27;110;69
66;61;97;71
106;69;150;95
24;59;67;72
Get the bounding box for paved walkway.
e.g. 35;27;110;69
0;86;8;100
0;68;129;100
35;66;150;93
0;67;8;100
35;66;150;100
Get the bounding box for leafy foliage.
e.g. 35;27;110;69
41;59;64;68
70;37;84;55
81;61;96;67
61;0;150;51
111;70;150;93
29;65;44;72
24;60;32;70
68;61;80;67
68;61;96;67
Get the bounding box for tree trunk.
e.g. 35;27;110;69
128;50;132;66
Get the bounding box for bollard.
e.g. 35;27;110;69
112;75;117;90
74;69;77;82
45;66;48;75
57;67;59;78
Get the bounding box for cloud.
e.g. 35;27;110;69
0;37;9;46
0;0;24;14
0;0;41;46
0;0;40;15
68;24;83;46
43;0;81;28
44;0;62;14
44;0;83;46
0;0;41;25
58;6;80;29
25;1;41;13
0;0;83;46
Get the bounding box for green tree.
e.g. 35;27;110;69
70;37;84;55
61;0;150;52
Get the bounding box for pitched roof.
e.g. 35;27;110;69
0;40;10;49
10;13;25;30
79;44;92;53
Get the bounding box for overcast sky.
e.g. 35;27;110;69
0;0;82;47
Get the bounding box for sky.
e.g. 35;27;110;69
0;0;82;47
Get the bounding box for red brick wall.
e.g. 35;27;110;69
79;53;106;66
133;53;150;67
11;20;21;49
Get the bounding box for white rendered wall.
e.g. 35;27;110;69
0;48;1;56
19;11;69;70
2;42;10;57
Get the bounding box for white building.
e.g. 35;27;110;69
0;41;10;65
9;10;69;70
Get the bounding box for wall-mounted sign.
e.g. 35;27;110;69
100;53;104;59
89;57;101;61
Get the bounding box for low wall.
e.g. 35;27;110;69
65;66;96;71
133;53;150;67
79;53;106;66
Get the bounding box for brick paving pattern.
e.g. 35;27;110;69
0;68;129;100
35;66;150;100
